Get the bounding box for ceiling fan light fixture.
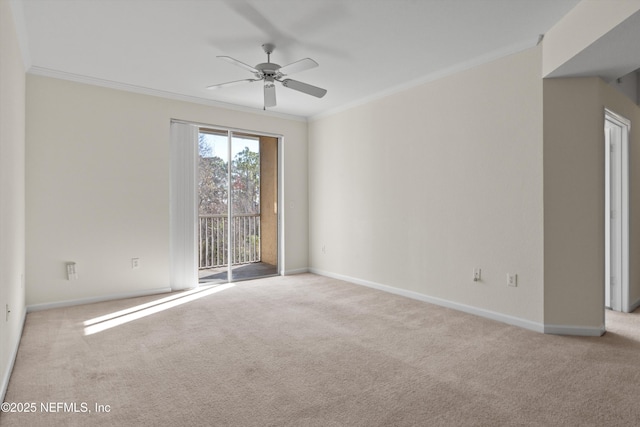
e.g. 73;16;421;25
263;76;277;108
264;76;275;89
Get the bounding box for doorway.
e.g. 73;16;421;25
197;129;279;284
604;109;630;312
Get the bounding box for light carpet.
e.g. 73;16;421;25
1;273;640;426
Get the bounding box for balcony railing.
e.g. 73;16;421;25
199;214;261;269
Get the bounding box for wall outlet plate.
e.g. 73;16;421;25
132;258;140;269
473;268;481;282
66;262;78;280
507;273;518;287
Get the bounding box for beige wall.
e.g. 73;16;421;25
0;0;26;399
543;78;605;329
26;75;308;306
543;77;640;330
309;47;544;325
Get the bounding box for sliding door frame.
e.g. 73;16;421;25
170;119;283;288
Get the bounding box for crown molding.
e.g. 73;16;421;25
310;37;539;122
27;66;308;123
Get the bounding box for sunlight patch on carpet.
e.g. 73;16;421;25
83;283;235;335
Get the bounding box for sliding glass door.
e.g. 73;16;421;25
197;129;278;284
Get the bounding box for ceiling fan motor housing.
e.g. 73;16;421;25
255;62;282;80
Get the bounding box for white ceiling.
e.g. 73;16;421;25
14;0;582;119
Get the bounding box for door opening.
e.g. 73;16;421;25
604;109;630;312
197;129;279;284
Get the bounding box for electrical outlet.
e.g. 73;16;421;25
66;262;78;280
473;268;481;282
321;245;326;254
132;258;140;269
507;273;518;287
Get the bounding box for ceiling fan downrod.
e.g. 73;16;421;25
262;43;275;63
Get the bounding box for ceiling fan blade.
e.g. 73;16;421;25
281;79;327;98
264;81;276;108
206;79;259;90
279;58;318;75
217;56;260;74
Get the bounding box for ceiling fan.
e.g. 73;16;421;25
207;43;327;109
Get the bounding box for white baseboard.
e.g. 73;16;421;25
309;268;546;334
544;323;605;337
1;307;27;403
283;268;309;276
27;287;172;313
628;296;640;313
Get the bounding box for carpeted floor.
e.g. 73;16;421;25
1;273;639;426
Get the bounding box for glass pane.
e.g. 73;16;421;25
197;130;278;284
198;132;229;283
230;135;263;280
